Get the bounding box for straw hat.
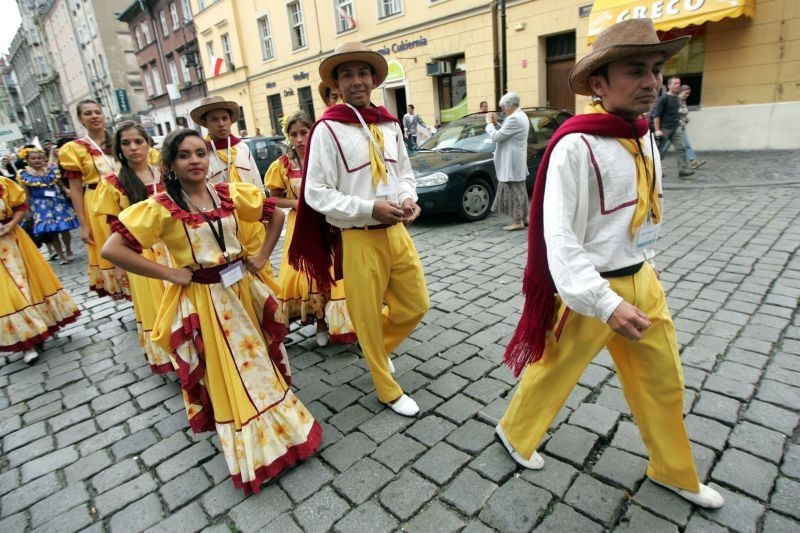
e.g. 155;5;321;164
318;82;334;104
319;42;388;88
190;96;240;125
569;18;690;96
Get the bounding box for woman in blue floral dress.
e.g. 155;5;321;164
17;148;79;264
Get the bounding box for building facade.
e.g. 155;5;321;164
188;0;796;150
40;0;147;134
118;0;206;136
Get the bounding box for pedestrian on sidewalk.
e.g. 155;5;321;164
677;85;705;170
653;76;694;178
486;91;531;231
497;18;724;509
402;104;427;152
290;41;429;417
0;175;80;364
92;121;174;375
101;128;321;494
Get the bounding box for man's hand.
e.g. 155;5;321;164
486;112;494;124
80;225;94;245
607;301;651;341
401;198;421;224
372;200;404;224
654;129;664;139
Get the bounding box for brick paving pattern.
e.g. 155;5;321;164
1;150;798;531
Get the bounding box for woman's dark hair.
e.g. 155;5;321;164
161;128;205;211
113;121;151;204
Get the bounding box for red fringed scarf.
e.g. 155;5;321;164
503;112;650;377
288;104;399;292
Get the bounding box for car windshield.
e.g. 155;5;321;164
419;119;495;154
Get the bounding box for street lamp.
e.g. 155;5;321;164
180;19;206;97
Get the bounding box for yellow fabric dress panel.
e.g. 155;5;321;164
116;182;320;494
264;155;356;343
0;176;80;352
92;176;174;374
59;139;127;298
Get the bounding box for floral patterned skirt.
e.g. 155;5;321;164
129;242;173;374
491;181;530;222
151;268;321;494
84;187;129;299
0;226;80;352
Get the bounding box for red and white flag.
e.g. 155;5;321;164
338;7;357;30
210;55;224;76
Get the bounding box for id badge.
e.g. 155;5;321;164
636;222;661;249
375;181;397;198
44;190;57;198
219;261;244;287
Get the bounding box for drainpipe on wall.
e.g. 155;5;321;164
492;0;501;106
500;0;507;95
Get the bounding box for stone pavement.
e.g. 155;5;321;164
1;150;799;532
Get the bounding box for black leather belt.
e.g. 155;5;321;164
600;262;643;278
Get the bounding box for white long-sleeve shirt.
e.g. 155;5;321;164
485;108;530;182
544;132;662;322
305;119;417;229
207;138;262;187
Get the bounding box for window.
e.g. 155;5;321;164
206;40;215;63
143;69;153;95
257;16;274;61
141;21;152;43
286;1;306;50
181;0;192;20
221;33;233;66
237;105;246;133
378;0;402;18
335;0;356;33
170;3;179;29
298;86;315;122
198;0;205;9
267;93;283;136
168;59;180;84
160;11;169;37
134;28;143;49
180;54;192;83
152;66;163;94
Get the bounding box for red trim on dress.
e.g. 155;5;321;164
261;197;277;222
12;203;28;214
110;219;143;254
63;170;83;181
153;183;234;225
330;332;357;345
74;138;104;157
0;309;80;352
231;420;323;495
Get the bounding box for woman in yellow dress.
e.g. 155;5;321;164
59;99;128;299
265;110;356;346
92;121;174;374
0;176;80;364
102;129;321;494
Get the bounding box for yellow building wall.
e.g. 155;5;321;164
702;0;800;106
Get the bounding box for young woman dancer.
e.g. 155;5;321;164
92;121;174;374
0;176;80;363
101;129;321;494
265;110;356;346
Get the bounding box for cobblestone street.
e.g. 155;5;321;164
1;150;798;532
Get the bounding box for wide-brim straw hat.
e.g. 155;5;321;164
318;81;332;103
190;96;240;125
569;18;690;96
319;42;388;88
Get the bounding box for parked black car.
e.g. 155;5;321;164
410;108;573;221
242;136;289;177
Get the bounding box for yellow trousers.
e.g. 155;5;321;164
500;263;700;491
342;224;429;403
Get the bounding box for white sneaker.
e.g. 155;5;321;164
389;394;419;417
315;330;329;347
387;358;395;374
23;348;39;364
648;478;725;509
495;424;545;470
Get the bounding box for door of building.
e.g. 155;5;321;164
546;32;576;113
384;86;408;132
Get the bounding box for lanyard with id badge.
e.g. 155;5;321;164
182;185;244;288
634;134;660;251
345;103;399;203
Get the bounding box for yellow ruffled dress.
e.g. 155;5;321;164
0;176;80;352
115;182;320;494
59;139;129;299
93;175;174;374
264;155;356;344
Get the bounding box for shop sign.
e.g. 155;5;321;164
293;71;309;81
440;98;468;123
0;123;22;143
616;0;708;22
376;37;428;56
385;61;406;83
115;89;131;113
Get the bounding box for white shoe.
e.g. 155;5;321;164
648;478;725;509
495;424;545;470
315;330;329;347
389;394;419;417
23;348;39;364
387;358;395;374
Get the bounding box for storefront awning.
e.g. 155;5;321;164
588;0;755;42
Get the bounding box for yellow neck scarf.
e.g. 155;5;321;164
367;123;388;187
206;135;242;183
584;102;660;236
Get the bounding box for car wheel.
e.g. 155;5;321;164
459;177;494;221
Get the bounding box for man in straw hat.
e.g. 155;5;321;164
318;81;342;108
495;19;723;508
289;42;429;417
190;96;261;187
